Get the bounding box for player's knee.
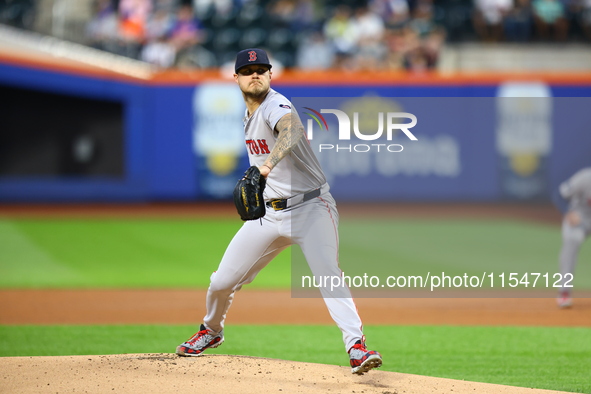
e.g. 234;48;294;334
208;273;238;294
208;282;234;296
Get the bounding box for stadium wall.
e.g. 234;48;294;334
0;57;590;203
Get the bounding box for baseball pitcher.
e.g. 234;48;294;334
175;48;382;374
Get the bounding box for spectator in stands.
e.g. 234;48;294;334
570;0;591;41
167;4;204;60
295;31;335;70
290;0;321;32
383;27;408;69
404;46;431;72
422;25;446;68
83;0;443;70
145;7;174;42
351;5;387;70
353;5;386;41
384;0;443;72
267;0;318;30
267;0;295;27
408;0;437;37
370;0;411;28
86;0;120;52
155;0;180;13
323;5;359;69
141;35;177;67
140;7;176;67
504;0;533;41
118;0;153;58
399;25;431;71
532;0;568;40
472;0;513;41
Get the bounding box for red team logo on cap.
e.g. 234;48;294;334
248;51;257;61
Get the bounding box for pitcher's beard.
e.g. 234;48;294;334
243;85;268;100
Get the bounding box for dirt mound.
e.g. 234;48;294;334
0;353;572;394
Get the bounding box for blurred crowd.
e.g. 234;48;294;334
86;0;201;67
1;0;590;71
473;0;591;42
82;0;449;72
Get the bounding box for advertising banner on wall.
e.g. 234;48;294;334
289;95;591;202
193;82;249;199
291;96;496;201
496;83;553;201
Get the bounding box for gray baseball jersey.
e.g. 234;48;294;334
560;167;591;229
558;167;591;293
202;88;364;352
243;88;327;200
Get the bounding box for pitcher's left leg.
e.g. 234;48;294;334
291;196;363;350
293;196;381;374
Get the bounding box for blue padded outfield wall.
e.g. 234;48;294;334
0;60;590;202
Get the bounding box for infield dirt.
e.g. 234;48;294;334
1;289;591;326
0;353;577;394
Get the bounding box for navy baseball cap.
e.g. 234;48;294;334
235;48;272;73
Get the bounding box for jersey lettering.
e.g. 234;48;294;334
246;139;271;155
258;139;270;154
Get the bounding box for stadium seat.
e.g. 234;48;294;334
266;28;293;51
218;50;239;66
212;27;241;52
0;0;35;29
436;0;475;42
272;51;294;68
240;27;267;49
200;27;214;50
210;7;239;29
236;3;264;29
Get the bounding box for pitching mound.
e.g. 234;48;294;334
0;353;570;394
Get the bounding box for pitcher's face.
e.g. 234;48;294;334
234;66;272;98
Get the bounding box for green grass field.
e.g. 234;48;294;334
2;218;590;289
1;216;591;393
0;325;589;393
